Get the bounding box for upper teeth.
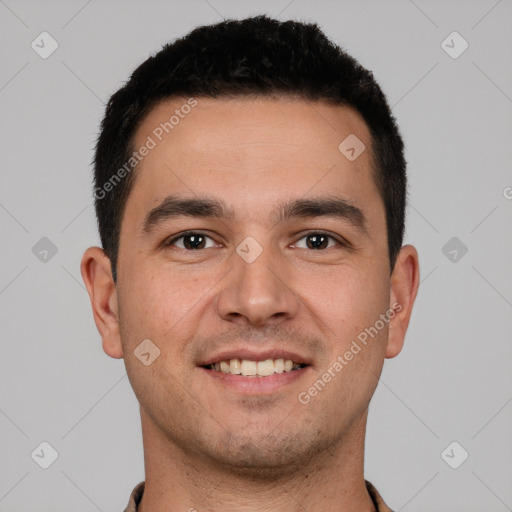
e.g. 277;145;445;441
208;358;303;376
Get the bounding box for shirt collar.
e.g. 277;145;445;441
123;479;395;511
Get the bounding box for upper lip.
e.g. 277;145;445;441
197;348;312;367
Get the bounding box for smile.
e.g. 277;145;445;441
203;358;308;377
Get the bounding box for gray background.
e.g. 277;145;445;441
1;0;511;511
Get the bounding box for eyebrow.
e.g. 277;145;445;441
142;195;368;235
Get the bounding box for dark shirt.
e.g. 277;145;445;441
123;479;394;511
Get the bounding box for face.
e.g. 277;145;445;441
82;95;419;476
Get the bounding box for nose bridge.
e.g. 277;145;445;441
216;234;299;325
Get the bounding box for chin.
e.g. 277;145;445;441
200;428;334;478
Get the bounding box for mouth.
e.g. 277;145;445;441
201;358;309;377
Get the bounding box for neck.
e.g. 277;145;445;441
137;408;377;512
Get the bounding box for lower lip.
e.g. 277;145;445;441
198;366;311;394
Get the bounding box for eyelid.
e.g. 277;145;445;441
292;230;349;248
164;230;219;248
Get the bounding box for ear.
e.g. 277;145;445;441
80;246;123;359
386;244;420;359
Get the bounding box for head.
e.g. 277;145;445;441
82;15;419;476
93;15;407;282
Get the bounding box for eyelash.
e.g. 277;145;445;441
164;230;348;251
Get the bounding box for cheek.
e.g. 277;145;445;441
117;269;169;347
302;263;388;336
305;263;389;399
304;271;388;416
119;266;209;351
117;269;200;404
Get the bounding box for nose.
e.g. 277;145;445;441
216;239;300;326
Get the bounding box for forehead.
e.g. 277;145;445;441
134;95;372;167
124;96;382;231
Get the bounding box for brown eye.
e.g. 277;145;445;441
166;232;216;250
294;232;342;250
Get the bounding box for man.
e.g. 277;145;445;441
81;15;419;512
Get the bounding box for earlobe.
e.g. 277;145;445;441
386;244;420;359
80;247;124;359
